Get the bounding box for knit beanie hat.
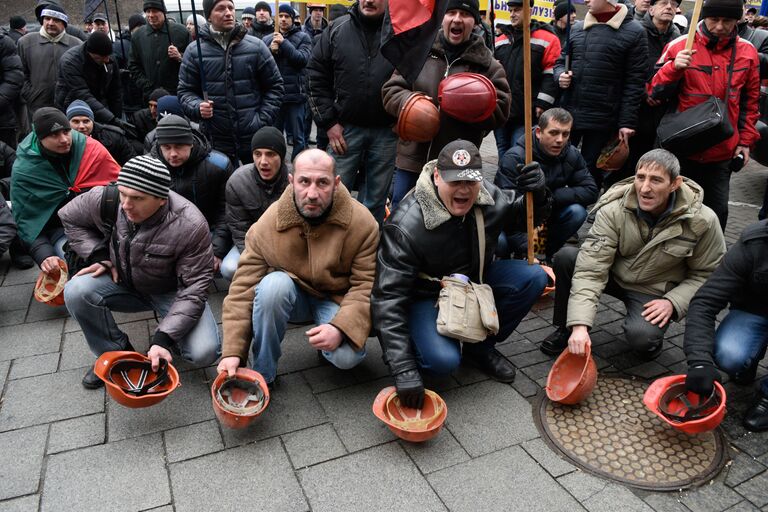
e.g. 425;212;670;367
445;0;480;21
328;4;347;21
156;114;194;145
117;155;172;199
10;16;26;30
66;100;94;121
701;0;743;20
156;95;184;118
279;3;294;16
38;4;69;26
254;1;272;14
250;126;286;162
143;0;167;13
554;1;575;20
33;107;70;139
242;6;256;19
129;13;147;31
85;31;113;56
203;0;227;20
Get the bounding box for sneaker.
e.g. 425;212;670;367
462;348;516;383
743;394;768;432
82;367;104;389
540;327;569;356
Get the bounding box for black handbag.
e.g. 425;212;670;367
656;45;737;158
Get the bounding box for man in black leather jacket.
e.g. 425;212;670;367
371;140;550;408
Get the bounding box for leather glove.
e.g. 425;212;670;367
685;364;721;397
394;369;425;409
515;162;546;192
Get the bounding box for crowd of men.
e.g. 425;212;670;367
1;0;768;434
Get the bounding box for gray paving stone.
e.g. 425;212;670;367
399;428;470;474
498;338;539;357
315;377;395;453
732;431;768;459
8;353;60;380
727;501;762;512
626;361;669;380
522;360;555;382
58;331;95;371
581;482;654;512
453;363;490;385
428;446;580;511
517;316;552;333
725;452;767;488
24;299;68;322
171;437;306;512
47;413;105;454
41;434;170;512
221;372;326;447
350;337;390;382
525;326;559;343
0;319;63;362
0;426;47;500
0;369;104;431
276;326;325;376
303;364;360;393
442;381;539;457
736;471;768;508
641;492;690;512
108;369;214;441
510;348;552;368
0;310;26;327
512;370;541;398
300;443;445;512
522;438;577;477
1;266;39;286
655;346;688;367
164;420;223;463
282;423;347;468
556;471;611;502
0;284;32;312
140;507;174;512
0;495;40;512
0;360;9;391
680;476;745;512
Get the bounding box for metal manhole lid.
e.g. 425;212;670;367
534;376;728;491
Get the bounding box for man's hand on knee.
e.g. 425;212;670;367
642;299;674;328
147;344;173;371
217;356;241;377
568;325;591;355
306;324;343;352
75;260;118;282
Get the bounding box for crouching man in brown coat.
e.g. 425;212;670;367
218;149;379;385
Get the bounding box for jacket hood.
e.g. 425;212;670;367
584;4;630;30
593;176;704;220
275;181;356;232
414;160;494;230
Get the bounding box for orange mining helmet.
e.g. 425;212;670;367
540;264;556;297
643;375;726;434
34;259;68;307
94;351;180;408
211;368;270;429
438;72;497;124
397;93;440;142
372;386;447;442
545;344;598;405
596;136;629;172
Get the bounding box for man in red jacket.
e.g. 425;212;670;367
649;0;760;230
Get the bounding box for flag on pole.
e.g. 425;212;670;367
84;0;106;20
381;0;449;85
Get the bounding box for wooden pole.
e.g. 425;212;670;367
686;0;703;50
523;0;535;265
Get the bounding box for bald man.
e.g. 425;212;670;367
218;149;379;386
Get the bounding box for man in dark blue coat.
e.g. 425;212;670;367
178;0;284;166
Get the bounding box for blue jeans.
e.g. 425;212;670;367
63;274;221;365
220;245;240;281
499;204;588;259
494;122;526;161
391;167;420;211
251;271;366;382
275;101;307;162
329;124;397;224
714;309;768;395
407;259;547;375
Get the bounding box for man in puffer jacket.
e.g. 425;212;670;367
61;155;220;390
178;0;284;166
151;115;234;275
264;5;312;162
554;0;648;190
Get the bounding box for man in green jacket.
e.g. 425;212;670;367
541;149;726;359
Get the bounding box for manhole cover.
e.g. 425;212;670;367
534;376;728;491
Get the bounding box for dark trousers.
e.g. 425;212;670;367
552;246;668;357
680;159;730;231
0;128;17;150
570;129;614;191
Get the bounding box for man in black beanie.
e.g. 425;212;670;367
129;0;190;101
9;16;27;43
251;1;275;39
649;0;760;231
130;87;170;143
55;32;124;126
223;126;290;280
551;1;575;45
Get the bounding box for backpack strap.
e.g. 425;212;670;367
100;183;120;238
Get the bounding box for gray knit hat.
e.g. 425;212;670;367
156;114;194;145
117;155;171;199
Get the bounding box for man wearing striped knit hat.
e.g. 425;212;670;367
60;154;221;389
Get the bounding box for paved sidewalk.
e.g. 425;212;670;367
1;140;767;511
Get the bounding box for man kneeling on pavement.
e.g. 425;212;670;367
372;140;550;409
542;149;726;359
218;149;379;386
61;155;221;388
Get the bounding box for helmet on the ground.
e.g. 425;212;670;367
211;368;270;429
94;351;180;408
438;72;497;124
643;375;726;434
372;386;447;442
397;93;440;142
596;136;629;172
545;344;597;404
34;259;68;307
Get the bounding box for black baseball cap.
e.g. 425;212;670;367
436;140;484;182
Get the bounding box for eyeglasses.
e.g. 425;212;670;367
654;0;680;8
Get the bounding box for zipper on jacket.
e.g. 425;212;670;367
124;223;139;289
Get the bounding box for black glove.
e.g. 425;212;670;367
515;162;546;192
394;369;425;409
685;364;721;397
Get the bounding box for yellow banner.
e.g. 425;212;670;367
481;0;555;22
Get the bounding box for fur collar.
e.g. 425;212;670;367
584;4;629;30
414;160;494;230
275;182;354;232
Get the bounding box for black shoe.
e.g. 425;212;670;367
9;239;34;270
732;364;758;385
743;395;768;432
541;327;569;356
463;348;516;383
82;367;104;389
636;343;664;361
